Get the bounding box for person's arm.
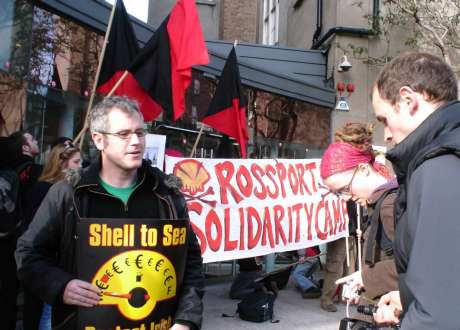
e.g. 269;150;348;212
15;182;75;305
400;155;460;329
172;195;204;330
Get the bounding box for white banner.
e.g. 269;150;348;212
165;156;349;263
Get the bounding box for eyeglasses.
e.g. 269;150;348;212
319;166;359;198
98;128;148;140
334;166;359;196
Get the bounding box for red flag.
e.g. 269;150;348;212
96;0;161;121
129;0;209;121
202;47;249;158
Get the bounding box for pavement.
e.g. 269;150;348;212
202;276;346;330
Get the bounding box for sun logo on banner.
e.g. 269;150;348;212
92;250;176;321
173;159;216;207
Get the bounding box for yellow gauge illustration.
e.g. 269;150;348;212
92;250;177;321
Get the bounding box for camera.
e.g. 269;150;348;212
338;305;401;330
338;55;352;72
342;283;360;301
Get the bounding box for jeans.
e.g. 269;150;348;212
292;258;320;292
39;304;51;330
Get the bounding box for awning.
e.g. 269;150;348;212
34;0;335;108
200;41;335;108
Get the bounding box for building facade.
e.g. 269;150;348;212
259;0;409;144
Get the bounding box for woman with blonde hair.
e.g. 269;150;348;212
39;141;82;183
23;141;81;330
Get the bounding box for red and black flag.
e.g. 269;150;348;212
129;0;209;121
202;47;249;158
96;0;161;121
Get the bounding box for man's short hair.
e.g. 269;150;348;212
375;52;458;105
8;131;27;155
89;96;144;133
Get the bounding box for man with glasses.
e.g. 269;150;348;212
16;97;204;330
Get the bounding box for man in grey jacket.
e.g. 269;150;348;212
371;52;460;329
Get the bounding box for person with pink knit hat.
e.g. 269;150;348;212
318;123;398;322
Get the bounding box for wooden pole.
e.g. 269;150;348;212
189;40;239;158
106;70;129;97
74;0;118;147
190;125;204;157
357;203;362;272
345;236;350;268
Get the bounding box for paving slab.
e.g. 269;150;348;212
202;278;346;330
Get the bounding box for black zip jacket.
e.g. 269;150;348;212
386;100;460;330
15;159;204;329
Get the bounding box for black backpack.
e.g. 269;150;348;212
0;169;23;239
236;290;279;323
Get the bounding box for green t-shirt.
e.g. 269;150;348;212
100;178;137;205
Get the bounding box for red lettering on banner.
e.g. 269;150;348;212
276;162;287;198
292;203;303;242
265;165;279;199
247;207;262;249
239;208;245;250
273;205;287;245
315;200;328;240
187;202;207;254
287;164;299;195
236;165;253;198
304;202;314;240
324;200;333;235
215;161;243;204
224;208;238;251
262;207;275;248
205;209;222;251
251;164;267;200
296;163;310;195
341;199;348;232
331;199;342;235
287;206;293;243
305;162;318;193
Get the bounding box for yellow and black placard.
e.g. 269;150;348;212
76;218;188;330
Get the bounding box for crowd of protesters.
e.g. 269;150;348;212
1;51;460;330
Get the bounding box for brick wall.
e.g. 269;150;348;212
221;0;258;43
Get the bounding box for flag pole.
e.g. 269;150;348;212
189;40;239;158
106;70;129;97
357;203;362;272
190;125;205;157
74;0;118;148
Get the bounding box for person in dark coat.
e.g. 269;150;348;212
0;131;42;330
320;123;398;323
0;136;23;330
8;130;43;198
22;142;81;330
15;97;204;330
372;52;460;329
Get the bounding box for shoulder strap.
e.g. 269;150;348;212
365;188;397;266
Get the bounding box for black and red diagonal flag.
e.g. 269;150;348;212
129;0;209;121
96;0;162;121
202;47;249;158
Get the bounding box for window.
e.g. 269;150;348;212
262;0;279;45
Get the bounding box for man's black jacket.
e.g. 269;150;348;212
386;100;460;329
15;159;204;329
